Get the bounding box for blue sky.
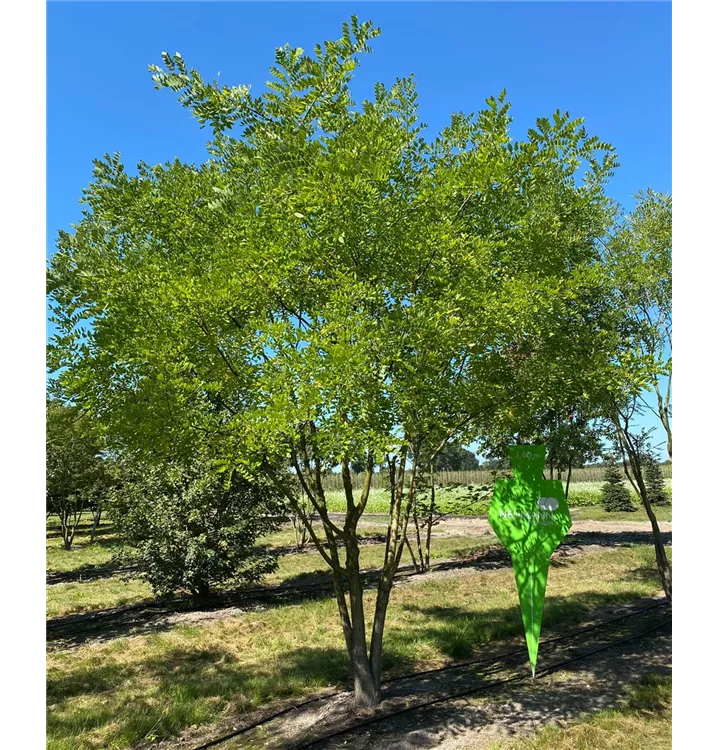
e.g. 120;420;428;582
47;1;672;457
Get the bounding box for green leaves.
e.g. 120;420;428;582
48;15;626;490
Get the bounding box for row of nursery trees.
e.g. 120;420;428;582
46;18;671;708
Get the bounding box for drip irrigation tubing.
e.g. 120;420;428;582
293;618;672;750
186;598;669;750
47;551;511;641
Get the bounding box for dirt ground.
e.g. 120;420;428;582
368;514;671;538
157;595;670;750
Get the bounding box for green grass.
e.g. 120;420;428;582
322;480;672;516
570;504;672;523
46;516;123;573
264;534;494;586
46;534;493;618
482;674;671;750
47;503;670;619
47;577;155;619
47;545;669;750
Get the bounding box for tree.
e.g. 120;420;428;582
46;399;110;550
47;18;619;706
600;191;672;600
644;455;668;506
406;467;490;573
480;406;603;501
111;457;285;598
433;441;480;471
608;191;672;456
600;461;635;512
350;459;367;474
479;457;510;472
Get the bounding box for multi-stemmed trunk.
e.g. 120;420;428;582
267;439;424;707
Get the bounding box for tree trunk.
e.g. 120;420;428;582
346;537;380;706
90;505;102;543
655;381;672;460
330;569;354;669
615;420;672;601
412;506;425;572
425;462;436;570
196;579;211;600
662;417;672;460
369;575;393;693
631;464;672;600
405;538;420;572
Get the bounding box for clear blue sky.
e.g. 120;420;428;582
47;1;672;456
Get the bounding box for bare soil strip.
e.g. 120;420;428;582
150;597;670;750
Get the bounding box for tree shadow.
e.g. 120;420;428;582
47;531;668;649
47;583;671;750
46;559;136;585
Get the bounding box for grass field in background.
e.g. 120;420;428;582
322;480;672;516
46;491;671;618
46;545;669;750
570;504;672;523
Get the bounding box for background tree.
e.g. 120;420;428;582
350;459;367;474
600;460;635;512
599;191;672;599
480;406;603;501
644;454;668;506
111;457;286;599
47;18;619;706
432;441;480;471
608;190;671;455
46;399;110;550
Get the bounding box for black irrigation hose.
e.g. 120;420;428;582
293;618;672;750
384;598;668;685
47;551;510;641
187;598;669;750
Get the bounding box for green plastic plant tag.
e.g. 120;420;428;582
488;445;572;675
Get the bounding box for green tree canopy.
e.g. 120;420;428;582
432;441;480;471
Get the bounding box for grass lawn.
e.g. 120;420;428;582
481;674;671;750
570;504;672;523
47;545;669;750
46;518;122;573
47;534;495;618
47;503;671;618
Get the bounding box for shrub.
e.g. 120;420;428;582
111;459;286;598
644;457;669;505
601;463;636;512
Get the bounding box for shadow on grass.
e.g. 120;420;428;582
47;531;669;650
47;580;671;750
46;521;116;541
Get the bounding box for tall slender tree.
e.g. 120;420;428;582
601;190;672;600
